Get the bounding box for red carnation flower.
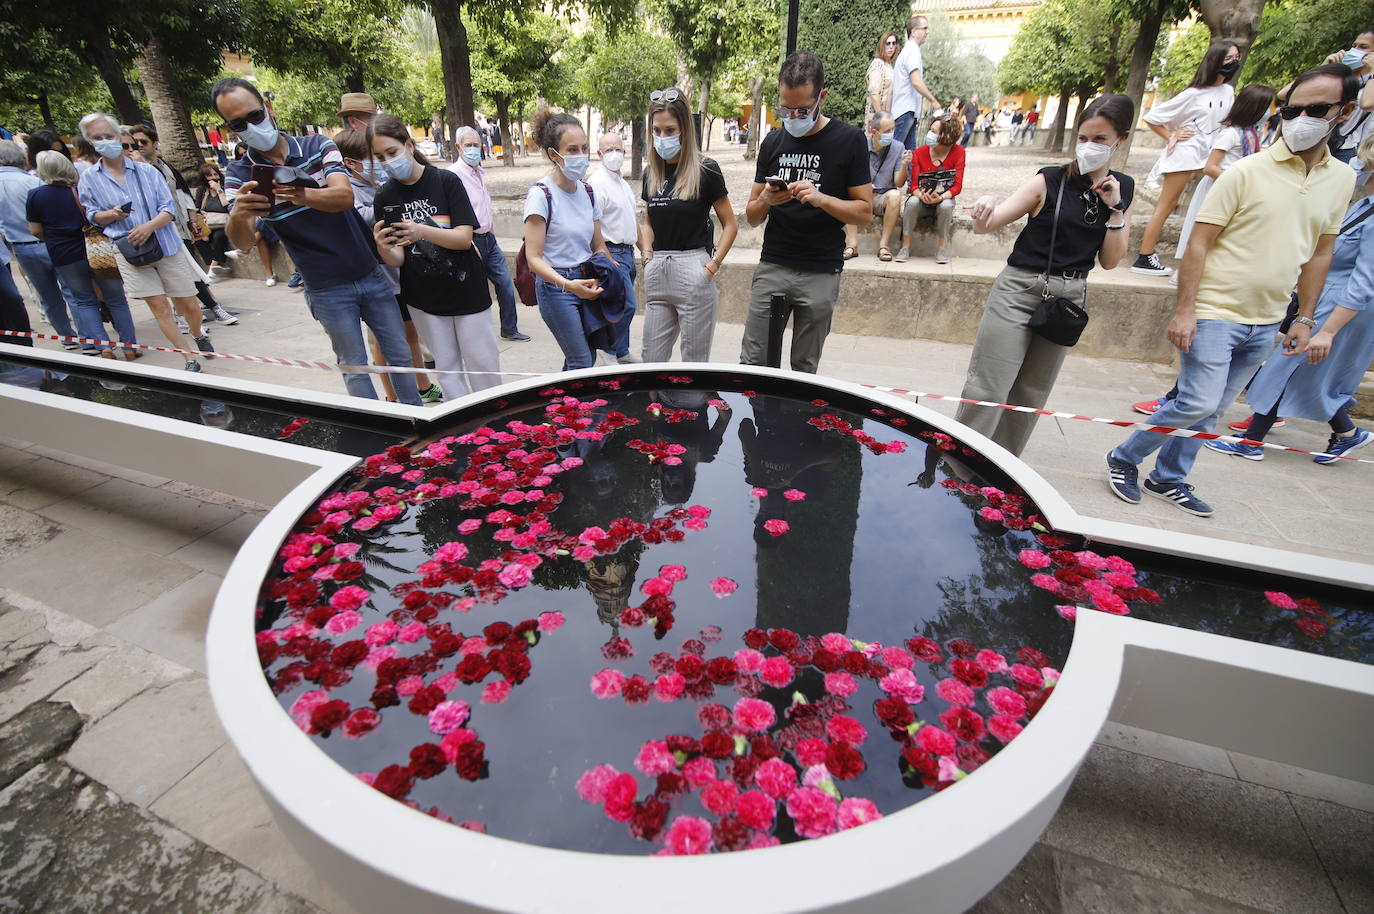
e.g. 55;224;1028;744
681;638;707;656
697;703;731;730
939;706;987;743
874;696;915;731
675;654;706;681
666;734;701;755
309;700;349;733
946;639;978;658
825;741;866;780
743;628;769;650
768;629;800;651
713;814;751;852
496;650;531;684
408;743;448;779
483;621;513;645
455;654;492;683
454;739;486;780
906;637;943;662
706;656;739;684
656;771;688;796
842;650;869;675
408;684;444;715
810;648;841;673
1295;617;1329;638
1016;647;1050;668
331;640;368;667
630;797;668;840
370;686;399;709
901;746;938;780
432;633;461;656
372;763;414;799
701;729;734;759
950;658;988;688
622;675;651;704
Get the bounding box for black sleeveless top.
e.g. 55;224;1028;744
1007;166;1135;274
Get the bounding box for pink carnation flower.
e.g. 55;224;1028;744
701;779;740;816
434;541;469;563
821;633;851;652
763;519;790;537
837;797;882;830
986;686;1028;718
733;648;765;673
654;672;686;702
427;700;471;735
783;489;806;501
975;649;1007;673
988;714;1024;743
397;621;427;643
576;763;619;803
710;576;738;598
662;816;713;855
590;668;627;699
329;585;369;612
537;611;565;633
1265;591;1298;610
1029;573;1061;593
760;655;795;688
979;507;1004;522
935;677;975;706
754;757;798;799
456;520;481;535
736;790;776;831
1104;555;1136;575
1055;604;1079;621
659;564;687;582
750;487;768;498
795;738;828;768
824;672;858;697
325;610;361;635
1009;664;1043;688
826;715;868;746
880;646;915;670
916;725;956;756
1017;549;1052;569
785;786;838;838
482;680;512;704
396;675;424;697
1075;550;1109;570
498;563;532;589
682;756;717;788
364;620;399;647
1092;592;1129;615
879;668;924;703
733;697;777;733
634;740;676;775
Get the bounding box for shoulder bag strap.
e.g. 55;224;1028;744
1042;169;1067;299
70;186;91;226
1339;198;1374;235
127;166;155;237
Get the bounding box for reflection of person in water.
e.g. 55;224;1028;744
740;397;862;637
199;400;234;429
645;389;731;505
910;438;942;489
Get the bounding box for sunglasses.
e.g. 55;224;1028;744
884;39;898;45
1279;102;1340;120
225;107;269;134
777;97;820;120
120;142;134;150
650;89;681;103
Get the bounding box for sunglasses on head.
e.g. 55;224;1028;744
225;107;269;134
1279;102;1340;120
650;89;681;103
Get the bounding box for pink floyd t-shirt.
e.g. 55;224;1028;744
374;165;489;316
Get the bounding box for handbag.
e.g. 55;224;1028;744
1027;171;1089;347
113;166;164;267
514;181;595;306
73;187;120;276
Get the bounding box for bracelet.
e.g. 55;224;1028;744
1105;221;1125;230
1293;315;1317;329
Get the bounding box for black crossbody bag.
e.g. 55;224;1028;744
114;166;164;267
1027;173;1089;347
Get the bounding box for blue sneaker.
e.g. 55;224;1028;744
1204;439;1264;461
1314;427;1372;465
1106;452;1140;504
1143;478;1213;517
287;271;304;289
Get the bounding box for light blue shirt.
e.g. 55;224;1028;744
77;158;181;257
0;166;42;245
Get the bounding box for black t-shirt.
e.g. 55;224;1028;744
373;166;490;316
1007;166;1136;275
642;157;728;252
753;118;869;273
25;184;86;268
963;101;979;126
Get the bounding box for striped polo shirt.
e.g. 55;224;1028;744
224;133;378;289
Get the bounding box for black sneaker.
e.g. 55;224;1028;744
194;335;216;357
501;331;532;342
1106;452;1141;504
1142;478;1213;517
1130;253;1172;277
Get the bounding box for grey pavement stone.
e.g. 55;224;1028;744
1289;795;1374;914
965;842;1061;914
105;571;222;675
0;526;198;628
166;512;267;576
1096;722;1238;779
0;641;108;727
1054;850;1267;913
0;443;37;473
0;503;59;564
50;648;188;722
1041;744;1343;913
0;604;45;648
0;761;322;914
23;444;174;489
1228;751;1374;815
0;454;107;511
35;476;243;557
66;677;225;808
0;701;83;790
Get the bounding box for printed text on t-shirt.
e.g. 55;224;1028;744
774;153;822;185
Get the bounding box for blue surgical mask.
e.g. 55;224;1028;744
783;113;815;138
240;117;280;152
879;132;894;148
382;151;414;181
93;139;123;159
925;131;938;146
653;134;681;161
1343;47;1368;69
557;152;590;182
462;147;482;167
363;162;387;184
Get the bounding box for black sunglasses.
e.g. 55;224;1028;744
120;142;134;150
225;107;269;134
650;89;681;103
1279;103;1339;120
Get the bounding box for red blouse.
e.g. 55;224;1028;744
911;143;965;198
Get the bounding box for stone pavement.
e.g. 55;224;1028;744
0;450;1370;913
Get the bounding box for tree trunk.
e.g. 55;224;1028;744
36;92;55;129
497;97;515;169
631;114;645;182
1198;0;1266;59
1066;88;1094;153
1103;33;1121;93
746;75;764;160
135;36;203;182
346;71;366;94
432;0;476;157
80;18;142;125
1117;2;1165;168
1048;89;1072;151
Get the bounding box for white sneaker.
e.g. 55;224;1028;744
226;250;243;260
265;276;277;287
175;315;190;334
210;263;232;275
204;272;218;284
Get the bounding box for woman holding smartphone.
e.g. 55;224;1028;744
522;110;611;370
369;114;501;401
640;88;737;363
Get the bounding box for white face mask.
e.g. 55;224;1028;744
602;149;625;173
1075;141;1114;173
1281;114;1336;153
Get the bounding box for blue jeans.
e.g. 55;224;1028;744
0;264;32;346
893;112;917;154
961;123;974;147
606;244;637;358
303;267;422;405
54;260;137;351
12;243;77;338
1112;319;1280;485
537;272;594;370
473;232;520;336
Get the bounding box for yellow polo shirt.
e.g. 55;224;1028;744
1192;141;1355;324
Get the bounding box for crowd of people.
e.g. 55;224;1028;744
1;22;1372;521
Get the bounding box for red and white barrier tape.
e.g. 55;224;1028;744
4;329;1369;464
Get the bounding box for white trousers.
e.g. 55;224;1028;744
408;308;503;401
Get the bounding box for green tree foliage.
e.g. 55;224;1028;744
467;7;568;164
920;13;998;108
653;0;778;119
998;0;1126;98
1156;20;1213;96
794;0;913;125
1244;0;1374;90
238;0;405;93
577;29;679;123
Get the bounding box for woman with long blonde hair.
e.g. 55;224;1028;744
865;31;901;128
640;88;737;362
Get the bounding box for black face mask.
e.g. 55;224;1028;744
1219;59;1240;78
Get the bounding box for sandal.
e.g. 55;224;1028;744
878;247;893;262
122;348;144;361
842;245;858;260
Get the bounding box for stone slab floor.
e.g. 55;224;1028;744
0;443;1370;913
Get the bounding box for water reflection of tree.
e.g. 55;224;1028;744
743;398;862;638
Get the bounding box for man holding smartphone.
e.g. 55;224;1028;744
740;51;872;373
212;77;421;406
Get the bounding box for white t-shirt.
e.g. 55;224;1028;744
1144;84;1234;173
892;40;925;119
586;166;638;245
522;177;604;269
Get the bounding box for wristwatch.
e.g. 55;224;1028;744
1293;316;1317;329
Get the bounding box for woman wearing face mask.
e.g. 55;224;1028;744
896;113;965;264
369;115;499;402
522;110;612;370
1132;41;1241;277
957;94;1136;456
640;89;737;363
865;32;901;130
334;127;439;403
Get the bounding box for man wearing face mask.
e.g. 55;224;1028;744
587;132;644;362
844;112;904;262
1319;28;1374;164
213;76;422;406
448;126;528;341
1106;64;1357;517
741;52;872;373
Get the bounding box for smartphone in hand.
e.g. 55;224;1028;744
249;164;276;208
765;176;788;191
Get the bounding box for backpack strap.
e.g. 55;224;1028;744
538;181;554;230
582;181;595;209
